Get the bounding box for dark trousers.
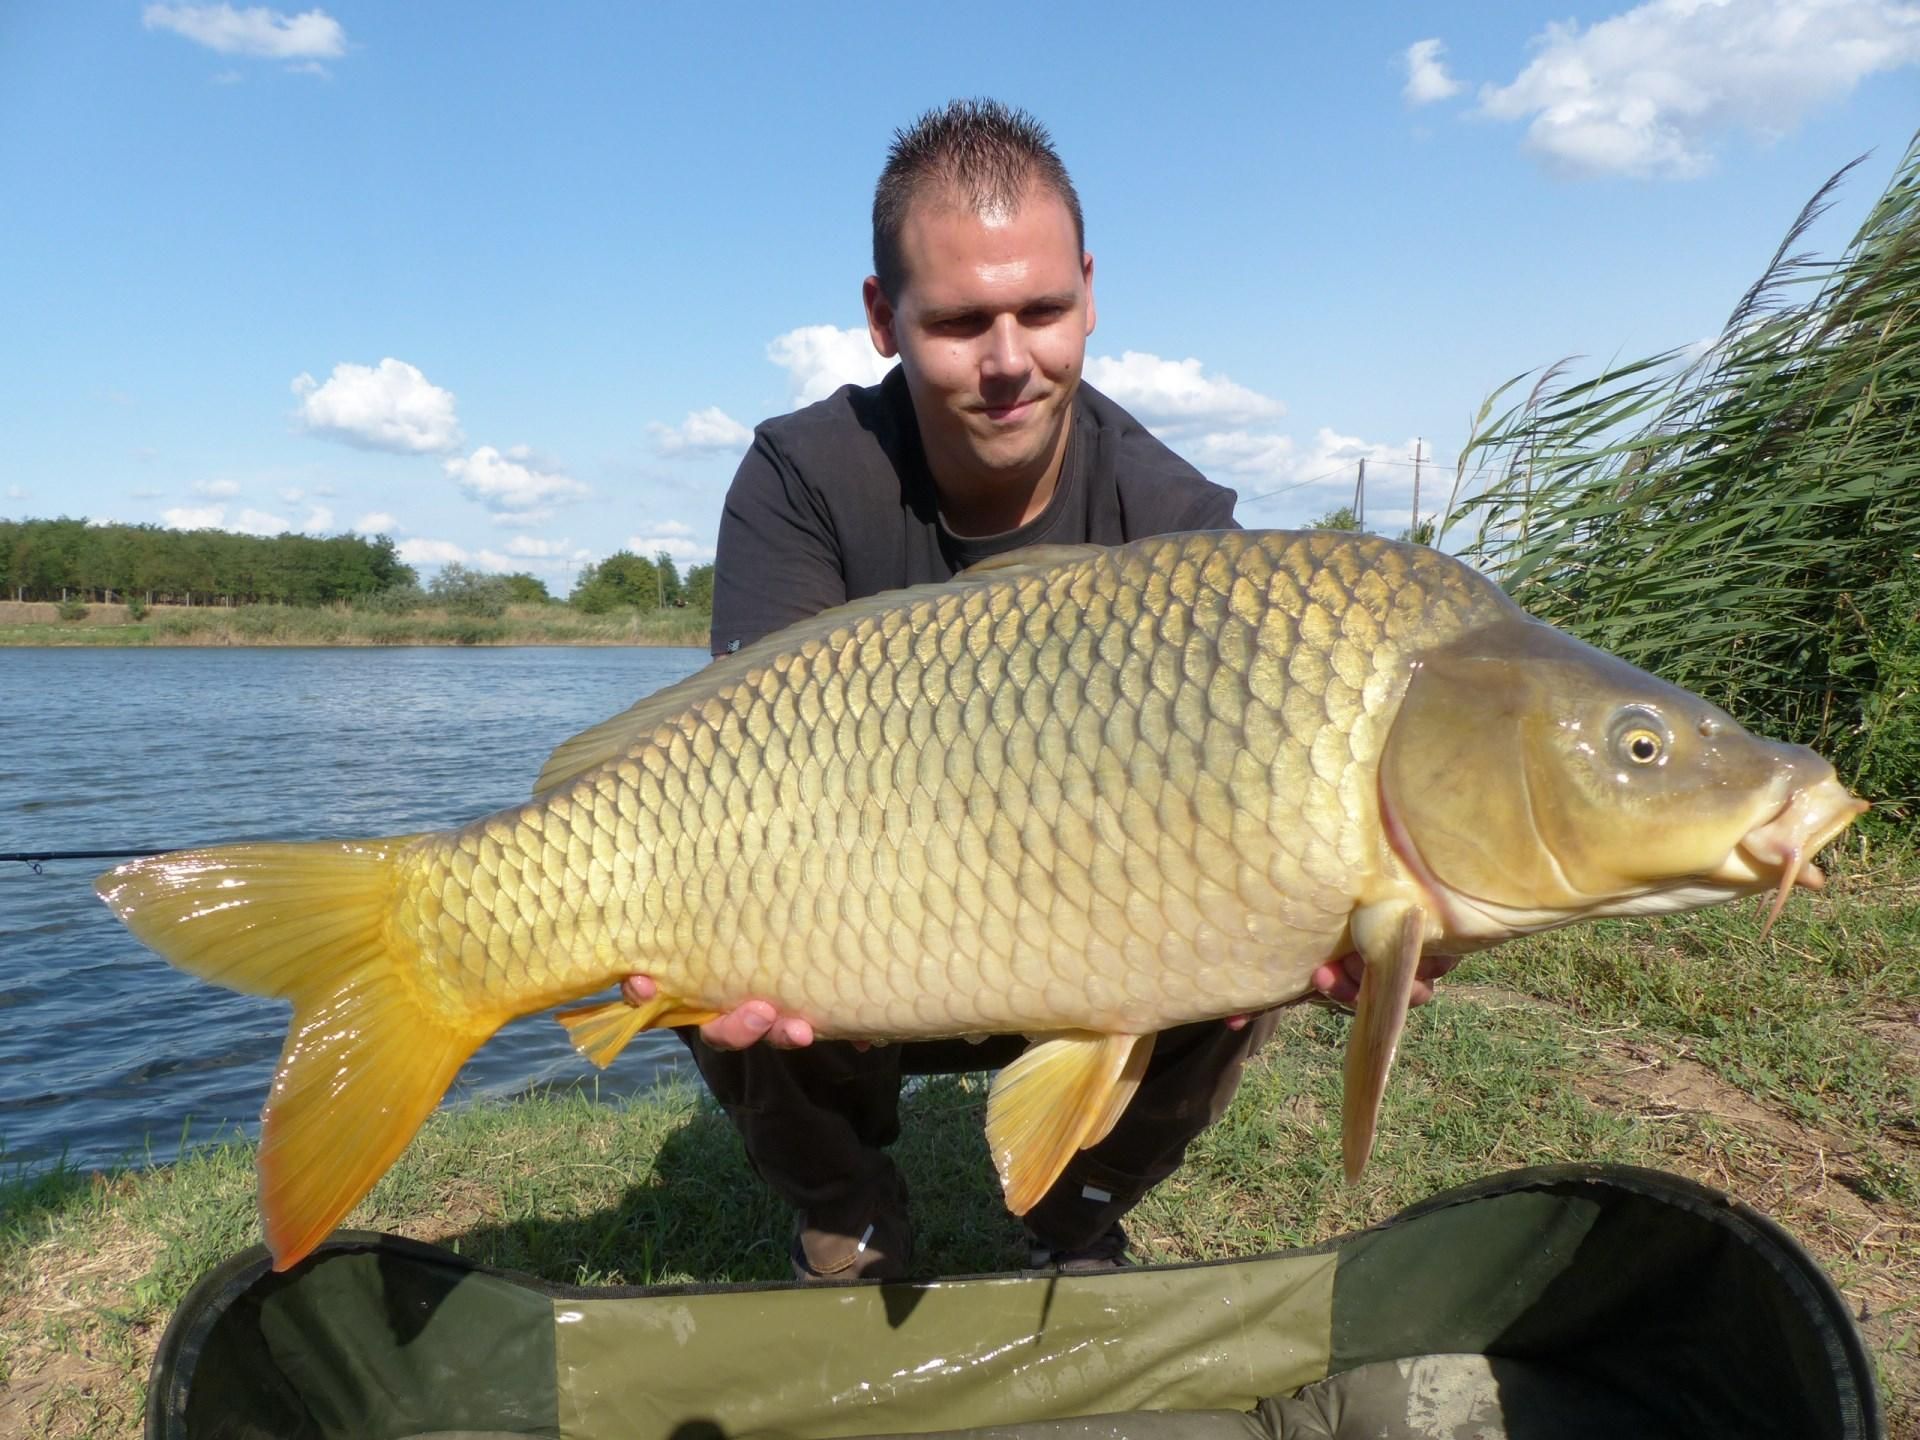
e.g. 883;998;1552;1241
681;1014;1280;1252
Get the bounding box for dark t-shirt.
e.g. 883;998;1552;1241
708;366;1238;656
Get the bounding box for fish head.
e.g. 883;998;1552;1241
1379;617;1867;933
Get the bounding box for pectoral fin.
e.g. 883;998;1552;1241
1342;903;1427;1183
558;992;722;1068
985;1032;1152;1214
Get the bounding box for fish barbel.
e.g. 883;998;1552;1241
97;530;1867;1269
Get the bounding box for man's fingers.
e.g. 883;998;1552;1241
1311;960;1362;1007
699;1000;777;1051
1421;954;1463;982
1308;953;1458;1011
623;976;817;1052
767;1016;815;1050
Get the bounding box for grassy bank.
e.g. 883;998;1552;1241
4;841;1915;1437
0;600;711;648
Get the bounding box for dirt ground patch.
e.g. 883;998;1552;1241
0;1218;163;1439
1451;983;1920;1435
1594;1081;1917;1432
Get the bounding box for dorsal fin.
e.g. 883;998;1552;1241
954;542;1107;581
531;547;1106;795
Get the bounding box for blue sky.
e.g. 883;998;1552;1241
3;3;1915;588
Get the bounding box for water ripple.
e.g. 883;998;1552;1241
0;645;706;1173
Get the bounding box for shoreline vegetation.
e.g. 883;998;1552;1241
0;599;712;649
2;838;1916;1437
0;525;717;648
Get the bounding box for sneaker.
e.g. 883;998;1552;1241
791;1205;913;1282
1026;1222;1131;1273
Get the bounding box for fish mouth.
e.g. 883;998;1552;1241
1711;777;1869;936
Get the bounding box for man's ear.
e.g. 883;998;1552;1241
1082;251;1097;338
862;275;900;358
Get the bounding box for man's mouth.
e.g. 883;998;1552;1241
979;395;1041;423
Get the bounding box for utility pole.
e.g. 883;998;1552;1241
1354;458;1366;531
1411;438;1424;543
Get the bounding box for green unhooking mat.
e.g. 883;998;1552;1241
146;1164;1883;1439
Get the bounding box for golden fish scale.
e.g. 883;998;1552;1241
394;532;1504;1036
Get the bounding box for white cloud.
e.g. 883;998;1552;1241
235;507;289;534
485;536;593;575
444;445;588;513
1186;430;1299;477
193;477;241;498
1479;0;1920;179
1208;428;1446;532
396;537;469;568
292;358;463;455
627;531;713;564
279;486;305;502
154;502;334;537
1084;351;1283;427
650;406;753;455
7;485;29;502
1193;426;1411;486
355;510;397;533
489;509;553;529
767;325;897;404
162;505;227;529
143;4;346;60
1403;38;1463;104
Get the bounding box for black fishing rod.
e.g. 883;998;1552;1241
2;847;175;875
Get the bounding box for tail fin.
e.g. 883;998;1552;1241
97;839;489;1271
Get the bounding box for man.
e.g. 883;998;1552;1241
626;99;1449;1280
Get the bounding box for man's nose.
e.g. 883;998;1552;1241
979;315;1029;380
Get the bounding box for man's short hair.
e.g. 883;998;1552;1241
872;98;1085;302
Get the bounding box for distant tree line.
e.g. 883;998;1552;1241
1;517;721;617
0;517;415;606
570;550;714;614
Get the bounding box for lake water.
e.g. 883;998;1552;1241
0;645;710;1173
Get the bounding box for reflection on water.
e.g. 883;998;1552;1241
0;644;708;1171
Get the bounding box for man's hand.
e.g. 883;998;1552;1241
1308;951;1461;1009
625;951;1461;1050
620;976;815;1051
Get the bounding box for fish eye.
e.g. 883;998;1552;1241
1607;707;1671;768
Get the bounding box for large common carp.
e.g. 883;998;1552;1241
98;531;1866;1270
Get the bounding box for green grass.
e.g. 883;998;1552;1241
3;844;1915;1437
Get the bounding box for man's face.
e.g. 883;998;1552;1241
863;184;1096;517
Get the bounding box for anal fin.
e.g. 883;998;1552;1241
985;1032;1149;1214
558;992;722;1068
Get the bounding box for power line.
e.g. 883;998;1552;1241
1238;463;1353;506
